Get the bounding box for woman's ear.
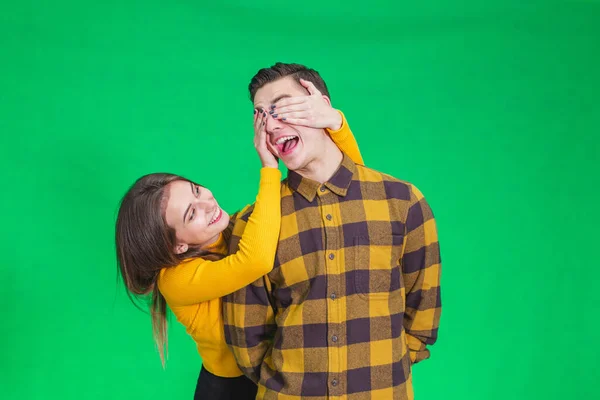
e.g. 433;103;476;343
174;242;188;255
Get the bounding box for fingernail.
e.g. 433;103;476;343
282;117;286;121
270;104;276;109
272;114;278;118
263;111;266;116
254;109;257;114
269;110;274;114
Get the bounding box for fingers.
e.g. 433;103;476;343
254;108;259;126
279;118;310;127
272;101;314;125
258;120;267;145
253;113;260;139
253;110;267;149
272;100;312;122
260;111;267;127
266;137;278;156
254;109;266;130
272;96;306;109
254;110;278;158
299;79;321;96
253;111;279;168
272;102;309;117
275;111;310;122
254;114;269;150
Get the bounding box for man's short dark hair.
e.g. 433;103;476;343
248;62;330;102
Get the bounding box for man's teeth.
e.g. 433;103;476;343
275;136;297;145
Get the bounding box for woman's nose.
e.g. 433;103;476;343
196;198;215;210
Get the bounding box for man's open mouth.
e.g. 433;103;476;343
275;135;299;156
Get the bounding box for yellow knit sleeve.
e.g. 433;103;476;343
158;168;282;306
326;110;364;165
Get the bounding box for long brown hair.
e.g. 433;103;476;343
115;173;222;366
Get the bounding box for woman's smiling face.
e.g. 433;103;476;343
163;180;229;254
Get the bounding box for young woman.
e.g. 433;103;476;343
115;100;363;399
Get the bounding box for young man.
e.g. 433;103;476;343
223;63;441;399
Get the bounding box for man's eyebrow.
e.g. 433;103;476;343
182;182;194;223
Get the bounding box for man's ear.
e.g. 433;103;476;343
322;95;332;106
174;242;189;255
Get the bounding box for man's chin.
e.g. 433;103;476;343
282;158;303;171
280;151;306;171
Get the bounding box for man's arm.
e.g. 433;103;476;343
402;184;442;363
223;275;276;383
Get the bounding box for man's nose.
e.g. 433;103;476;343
265;113;284;134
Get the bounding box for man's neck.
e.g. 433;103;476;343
294;140;343;184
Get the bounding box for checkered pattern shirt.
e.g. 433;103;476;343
223;154;441;399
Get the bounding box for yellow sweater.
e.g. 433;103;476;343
157;111;362;377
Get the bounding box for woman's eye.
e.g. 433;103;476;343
195;186;200;195
189;209;195;221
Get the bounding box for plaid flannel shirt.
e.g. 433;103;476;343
223;154;441;399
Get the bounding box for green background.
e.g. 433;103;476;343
1;1;598;399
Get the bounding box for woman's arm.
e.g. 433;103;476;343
159;111;281;306
158;168;281;306
327;110;364;165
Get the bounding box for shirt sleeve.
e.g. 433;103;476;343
158;168;282;306
402;184;442;363
327;110;364;165
223;275;277;383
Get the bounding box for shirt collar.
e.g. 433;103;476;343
286;153;357;202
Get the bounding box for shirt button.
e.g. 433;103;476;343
320;186;326;192
332;379;338;387
330;293;337;300
332;335;338;343
328;253;335;260
326;214;332;221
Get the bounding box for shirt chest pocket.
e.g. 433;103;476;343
350;234;404;300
